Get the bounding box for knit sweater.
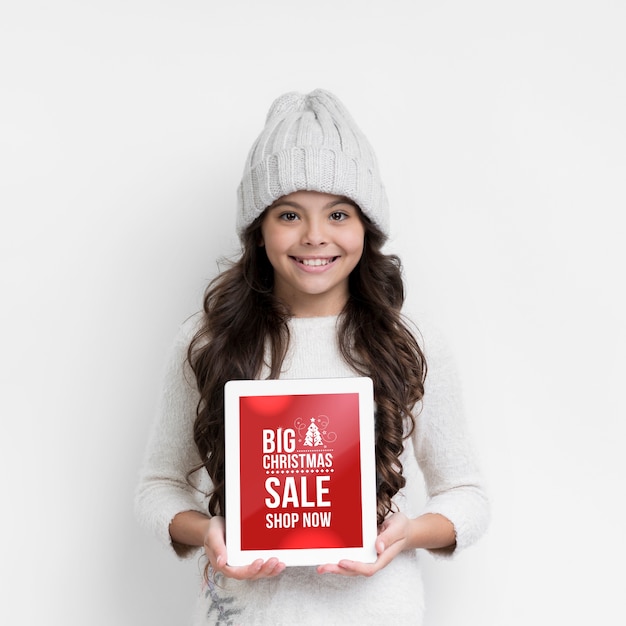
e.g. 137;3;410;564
135;314;489;625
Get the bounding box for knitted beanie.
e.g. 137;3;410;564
236;89;389;237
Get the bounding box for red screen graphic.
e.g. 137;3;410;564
238;393;363;550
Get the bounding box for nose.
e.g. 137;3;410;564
301;217;327;246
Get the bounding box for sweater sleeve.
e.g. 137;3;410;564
134;315;211;558
411;326;490;556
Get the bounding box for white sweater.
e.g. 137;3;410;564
135;314;489;625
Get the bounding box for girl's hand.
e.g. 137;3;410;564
204;516;286;580
316;512;412;577
316;512;455;577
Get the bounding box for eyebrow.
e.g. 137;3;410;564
269;196;359;210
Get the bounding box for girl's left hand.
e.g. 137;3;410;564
316;512;412;577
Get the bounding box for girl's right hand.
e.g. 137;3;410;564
204;516;286;580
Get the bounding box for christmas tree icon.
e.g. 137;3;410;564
303;417;323;447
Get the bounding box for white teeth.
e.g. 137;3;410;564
300;258;332;266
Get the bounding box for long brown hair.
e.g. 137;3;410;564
187;211;426;525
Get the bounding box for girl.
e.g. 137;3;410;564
136;89;489;625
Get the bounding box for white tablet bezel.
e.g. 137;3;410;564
224;376;377;567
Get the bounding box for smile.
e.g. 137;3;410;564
293;257;338;266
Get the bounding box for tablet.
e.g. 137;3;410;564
224;377;377;567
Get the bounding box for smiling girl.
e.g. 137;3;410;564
261;192;365;317
136;89;489;624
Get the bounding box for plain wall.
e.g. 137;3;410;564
1;1;624;624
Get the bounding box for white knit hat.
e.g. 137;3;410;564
237;89;389;237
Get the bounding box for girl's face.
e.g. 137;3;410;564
260;190;365;317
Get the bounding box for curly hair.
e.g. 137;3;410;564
187;211;426;525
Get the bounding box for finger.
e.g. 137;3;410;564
213;553;227;571
224;558;264;580
317;560;377;577
253;557;285;579
223;558;286;581
376;517;408;553
317;562;361;577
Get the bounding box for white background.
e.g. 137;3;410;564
1;1;624;624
